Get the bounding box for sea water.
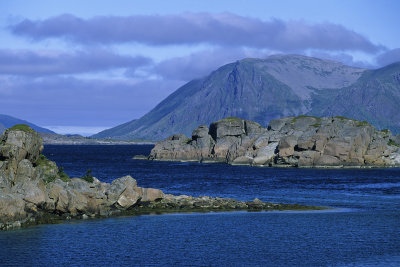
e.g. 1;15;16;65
0;145;399;266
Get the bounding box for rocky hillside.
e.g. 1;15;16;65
93;54;400;140
0;114;55;135
149;116;400;168
0;125;315;230
309;62;400;133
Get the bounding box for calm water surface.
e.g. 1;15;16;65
0;145;399;266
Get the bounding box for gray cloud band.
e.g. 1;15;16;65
0;49;151;76
10;13;381;53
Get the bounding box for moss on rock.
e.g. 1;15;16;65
8;124;35;133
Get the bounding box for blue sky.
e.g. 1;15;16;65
1;0;399;136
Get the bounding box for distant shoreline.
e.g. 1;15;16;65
41;132;155;145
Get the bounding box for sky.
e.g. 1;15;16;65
0;0;399;136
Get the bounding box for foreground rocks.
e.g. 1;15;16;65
149;116;400;167
0;125;320;230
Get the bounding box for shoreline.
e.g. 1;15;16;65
2;199;329;231
141;157;400;169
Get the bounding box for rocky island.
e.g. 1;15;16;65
149;116;400;168
0;125;321;230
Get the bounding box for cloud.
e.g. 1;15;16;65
0;75;183;126
376;48;400;67
308;51;374;69
10;13;381;53
154;48;272;81
0;49;152;76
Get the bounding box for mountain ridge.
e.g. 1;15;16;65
0;114;55;134
93;54;399;140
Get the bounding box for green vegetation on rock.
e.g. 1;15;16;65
388;139;400;147
42;175;58;185
356;121;370;127
334;116;355;121
218;117;241;123
58;167;70;182
8;124;35;133
35;154;51;167
36;155;70;184
81;169;94;183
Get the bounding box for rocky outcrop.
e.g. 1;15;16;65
0;126;163;229
149;116;400;167
1;125;319;230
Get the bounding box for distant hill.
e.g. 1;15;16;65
0;114;55;134
93;55;400;140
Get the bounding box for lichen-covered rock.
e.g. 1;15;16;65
148;115;400;168
0;127;43;164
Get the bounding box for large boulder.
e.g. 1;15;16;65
209;117;245;140
0;126;43;164
278;136;298;157
253;142;278;165
0;194;26;222
149;134;197;161
107;175;141;209
191;125;214;159
268;117;293;131
140;188;164;202
47;181;69;213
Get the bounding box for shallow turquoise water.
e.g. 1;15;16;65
0;145;399;266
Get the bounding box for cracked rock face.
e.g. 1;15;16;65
149;116;400;168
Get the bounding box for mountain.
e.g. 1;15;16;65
94;55;400;140
0;114;55;134
309;62;400;133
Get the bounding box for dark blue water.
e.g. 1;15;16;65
1;145;399;266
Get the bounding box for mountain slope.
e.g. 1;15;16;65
309;62;400;133
94;55;368;140
0;114;55;134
